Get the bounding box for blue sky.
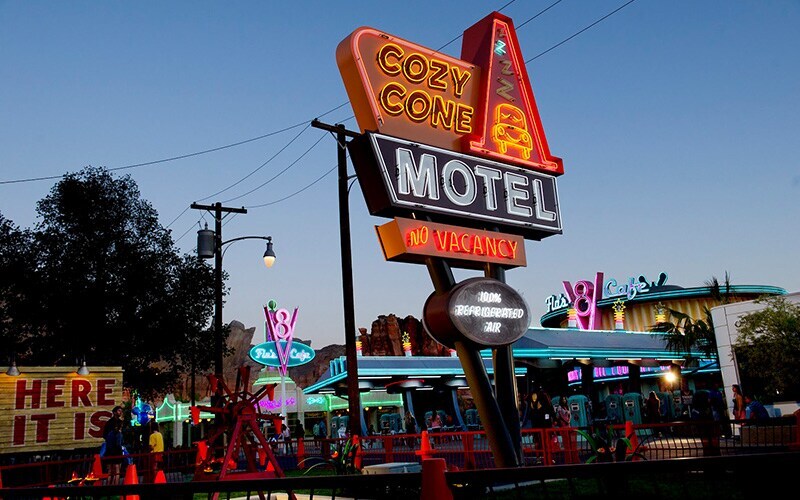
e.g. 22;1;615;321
2;1;798;349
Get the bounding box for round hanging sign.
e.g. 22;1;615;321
423;277;530;348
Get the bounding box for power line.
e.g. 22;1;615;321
166;206;189;229
170;1;627;224
526;0;638;63
436;0;519;51
4;0;636;226
0;102;349;186
246;163;338;209
515;0;564;30
196;123;313;202
173;220;200;245
221;132;328;204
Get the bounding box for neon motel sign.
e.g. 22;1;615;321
337;13;563;174
337;12;559;348
338;12;563;242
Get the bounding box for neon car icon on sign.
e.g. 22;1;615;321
491;103;532;160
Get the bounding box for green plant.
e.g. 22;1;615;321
301;438;361;475
576;424;646;463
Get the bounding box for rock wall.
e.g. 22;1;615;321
173;320;264;401
359;314;449;357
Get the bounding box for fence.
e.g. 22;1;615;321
1;417;797;490
1;451;798;499
445;451;800;499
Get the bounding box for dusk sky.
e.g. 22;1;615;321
2;1;798;351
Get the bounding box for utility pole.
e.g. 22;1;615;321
311;119;362;437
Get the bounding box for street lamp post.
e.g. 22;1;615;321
190;202;276;380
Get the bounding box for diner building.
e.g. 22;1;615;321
154;272;789;443
302;272;786;435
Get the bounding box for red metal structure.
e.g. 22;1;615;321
191;366;289;500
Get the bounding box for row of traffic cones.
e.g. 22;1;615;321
41;456;167;500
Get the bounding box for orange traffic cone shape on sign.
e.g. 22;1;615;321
190;406;200;425
154;470;166;484
416;430;433;460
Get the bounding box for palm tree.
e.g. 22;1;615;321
650;273;733;363
705;271;735;305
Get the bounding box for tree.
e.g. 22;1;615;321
732;296;800;402
651;308;717;363
650;273;734;363
1;167;217;399
0;214;39;361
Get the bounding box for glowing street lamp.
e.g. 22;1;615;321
191;203;276;380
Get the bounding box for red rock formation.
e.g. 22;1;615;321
358;314;449;356
173;320;264;401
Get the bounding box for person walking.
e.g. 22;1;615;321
281;423;293;454
555;396;577;463
102;406;125;483
527;389;554;457
404;412;418;447
745;395;770;422
731;384;746;420
148;420;164;483
555;396;571;429
645;391;662;424
405;411;418;434
430;411;443;432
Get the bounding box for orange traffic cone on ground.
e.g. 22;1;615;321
91;454;106;478
124;463;139;484
420;458;452;500
296;437;306;469
42;484;65;500
266;457;275;472
352;435;363;470
416;430;433;460
123;463;140;500
153;470;166;484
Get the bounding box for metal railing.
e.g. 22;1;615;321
447;451;800;499
1;417;797;490
0;470;422;499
